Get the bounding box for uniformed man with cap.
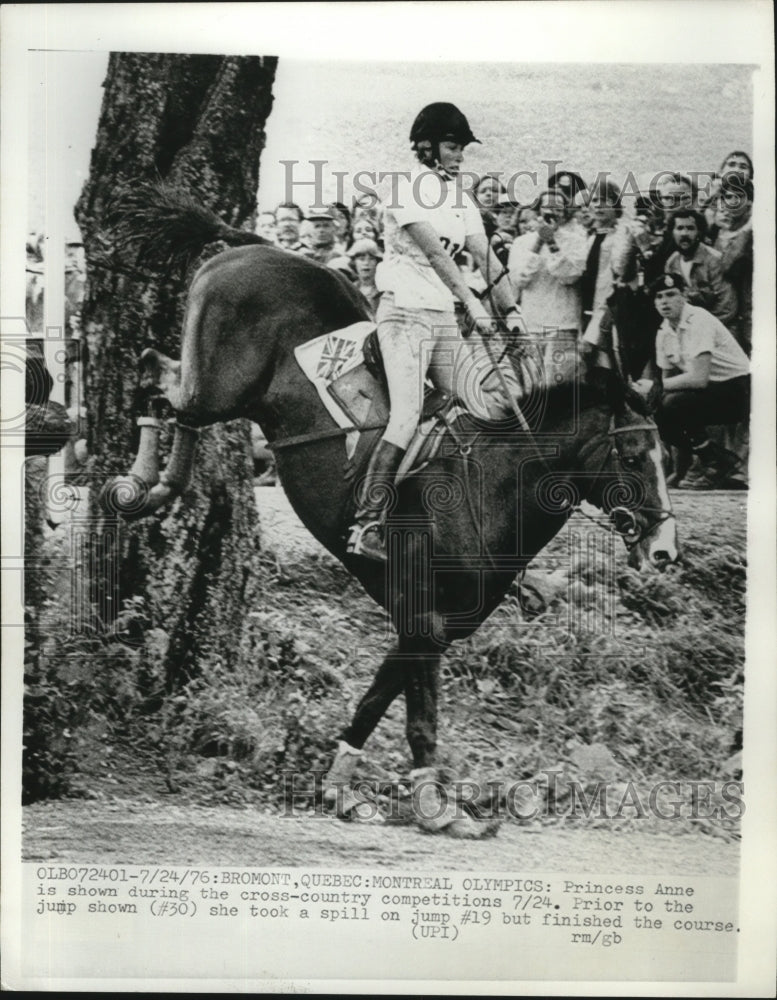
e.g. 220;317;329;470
638;272;750;488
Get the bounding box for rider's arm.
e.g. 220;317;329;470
466;232;521;317
404;221;482;314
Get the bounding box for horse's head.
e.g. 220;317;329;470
578;369;678;571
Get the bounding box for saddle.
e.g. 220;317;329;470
293;320;573;486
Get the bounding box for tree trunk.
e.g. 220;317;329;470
74;53;277;687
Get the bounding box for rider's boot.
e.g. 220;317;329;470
347;440;405;561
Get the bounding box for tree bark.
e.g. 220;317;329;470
74;53;277;687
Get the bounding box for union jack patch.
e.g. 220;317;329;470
316;335;358;381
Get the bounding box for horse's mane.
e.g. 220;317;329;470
527;358;652;428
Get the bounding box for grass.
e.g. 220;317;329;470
24;502;745;838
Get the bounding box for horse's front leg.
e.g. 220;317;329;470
403;636;499;839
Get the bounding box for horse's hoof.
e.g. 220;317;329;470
445;816;501;839
324;788;384;824
349;799;385;824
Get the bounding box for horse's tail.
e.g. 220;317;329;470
109;181;271;273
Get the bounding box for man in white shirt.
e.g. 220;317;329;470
508;188;588;337
643;273;750;488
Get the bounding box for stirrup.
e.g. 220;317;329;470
347;520;386;561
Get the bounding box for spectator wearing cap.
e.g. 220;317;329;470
480;193;519;268
665;208;737;328
299;207;344;265
508;187;588;338
347;238;383;317
640;273;750;489
712;177;753;355
274;202;305;252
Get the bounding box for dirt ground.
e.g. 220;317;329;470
21;487;746;875
22;797;738;874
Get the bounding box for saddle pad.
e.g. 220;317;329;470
294;321;376;457
327;362;389;432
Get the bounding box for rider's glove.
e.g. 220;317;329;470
504;307;528;336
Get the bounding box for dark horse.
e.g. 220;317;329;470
103;190;678;837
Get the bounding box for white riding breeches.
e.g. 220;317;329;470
376;293;523;449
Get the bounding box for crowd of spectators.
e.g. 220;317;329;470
255;149;753;489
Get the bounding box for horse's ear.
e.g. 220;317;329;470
585;364;627;414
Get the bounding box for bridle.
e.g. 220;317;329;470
573;414;676;551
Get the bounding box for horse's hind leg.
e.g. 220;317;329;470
340;643;406;750
322;643;406;821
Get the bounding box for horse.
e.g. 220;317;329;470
101;188;678;837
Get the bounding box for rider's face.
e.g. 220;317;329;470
437;141;465;176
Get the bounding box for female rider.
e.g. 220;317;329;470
347;102;526;561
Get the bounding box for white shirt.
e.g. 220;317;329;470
375;166;484;311
508;223;588;334
656;303;749;382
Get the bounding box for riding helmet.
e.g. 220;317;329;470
409;103;480;147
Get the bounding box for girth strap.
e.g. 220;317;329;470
268;422;387;451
